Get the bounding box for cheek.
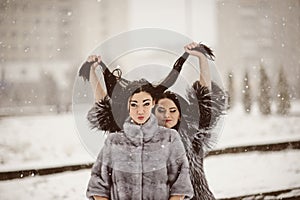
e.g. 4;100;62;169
154;110;163;119
129;109;135;118
171;112;180;121
145;107;152;116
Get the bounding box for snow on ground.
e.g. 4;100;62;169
0;170;90;200
217;101;300;148
0;150;299;200
0;101;300;199
205;150;300;198
1;102;299;170
0;113;93;171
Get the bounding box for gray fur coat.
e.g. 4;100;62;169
86;114;194;200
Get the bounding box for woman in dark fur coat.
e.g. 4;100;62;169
153;43;226;200
79;42;226;200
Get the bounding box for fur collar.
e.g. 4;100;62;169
123;114;158;144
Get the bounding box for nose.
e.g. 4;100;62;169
164;110;170;118
137;106;144;114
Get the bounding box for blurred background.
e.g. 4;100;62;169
0;0;300;199
0;0;299;114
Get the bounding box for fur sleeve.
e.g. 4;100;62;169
87;96;122;133
187;81;227;130
186;81;227;153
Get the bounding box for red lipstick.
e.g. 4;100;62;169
138;116;144;120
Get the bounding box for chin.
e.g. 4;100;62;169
166;124;172;128
135;118;146;124
157;121;164;126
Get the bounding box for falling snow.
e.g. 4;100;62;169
0;0;299;199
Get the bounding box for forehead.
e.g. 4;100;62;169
157;98;178;108
130;91;152;101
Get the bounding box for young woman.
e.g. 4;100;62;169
86;80;194;200
154;44;226;200
154;91;224;200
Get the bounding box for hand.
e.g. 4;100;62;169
87;55;102;70
184;42;205;58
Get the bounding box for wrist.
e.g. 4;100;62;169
196;52;206;59
91;64;98;71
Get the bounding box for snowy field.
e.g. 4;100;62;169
1;151;300;199
0;101;300;199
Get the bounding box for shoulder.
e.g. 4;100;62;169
104;131;125;145
157;126;181;143
187;81;210;100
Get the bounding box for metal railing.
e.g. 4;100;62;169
1;140;299;181
218;186;300;200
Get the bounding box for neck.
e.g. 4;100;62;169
123;114;159;144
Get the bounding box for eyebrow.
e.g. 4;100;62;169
129;99;151;103
157;105;177;110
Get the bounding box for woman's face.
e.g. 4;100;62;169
155;98;180;128
129;91;154;125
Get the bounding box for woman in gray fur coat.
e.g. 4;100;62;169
86;79;194;200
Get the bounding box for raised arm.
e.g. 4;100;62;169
183;43;227;154
155;43;214;98
79;54;132;102
87;55;107;102
184;42;212;90
155;52;189;93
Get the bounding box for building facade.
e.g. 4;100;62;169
216;0;300;99
0;0;128;107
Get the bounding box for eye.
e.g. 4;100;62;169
130;103;137;107
170;109;177;113
143;102;150;107
157;107;166;113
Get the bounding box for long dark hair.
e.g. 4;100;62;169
127;79;156;101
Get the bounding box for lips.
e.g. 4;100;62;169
165;119;172;123
138;116;144;120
